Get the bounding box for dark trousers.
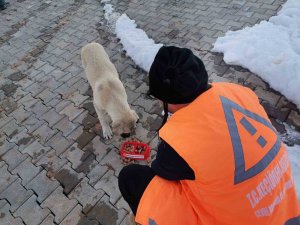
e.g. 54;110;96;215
118;164;155;215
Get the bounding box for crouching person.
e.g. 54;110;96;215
118;46;300;225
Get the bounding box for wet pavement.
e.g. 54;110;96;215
0;0;299;224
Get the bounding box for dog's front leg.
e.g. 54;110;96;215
93;102;113;139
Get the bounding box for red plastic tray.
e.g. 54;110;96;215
120;141;150;160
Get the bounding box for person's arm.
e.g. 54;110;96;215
151;139;195;180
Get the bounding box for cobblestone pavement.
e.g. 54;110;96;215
0;0;299;224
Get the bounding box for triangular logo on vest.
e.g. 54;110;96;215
220;96;281;185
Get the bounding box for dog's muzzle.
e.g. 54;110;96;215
121;133;131;138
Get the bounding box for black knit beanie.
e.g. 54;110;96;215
149;46;208;104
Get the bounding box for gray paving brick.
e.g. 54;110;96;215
86;194;127;225
36;88;58;104
0;114;13;129
0;134;17;155
59;204;83;225
40;108;65;127
20;116;45;134
29;101;51;117
87;164;109;187
67;125;84;141
54;163;85;195
2;146;28;171
41;186;77;224
1;118;25;139
94;170;121;205
53;116;79;137
9;129;34;146
26;170;60;204
11;106;32;123
254;87;281;106
13;195;50;225
32;123;58;144
22;140;51;163
98;148;124;176
0;200;15;225
46;132;73;156
61;143;89;170
68;91;89;107
40;214;55;225
69;177;104;213
12;158;42;186
59;102;84;121
0;178;33;212
0;165;18;193
17;93;39;110
35;149;68;179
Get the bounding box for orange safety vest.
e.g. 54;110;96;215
136;83;300;225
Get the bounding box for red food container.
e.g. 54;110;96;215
120;141;151;160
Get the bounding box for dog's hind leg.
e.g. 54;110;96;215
93;101;113;139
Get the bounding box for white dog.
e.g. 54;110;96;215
81;42;139;139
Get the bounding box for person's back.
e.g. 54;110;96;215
158;82;299;225
119;46;300;225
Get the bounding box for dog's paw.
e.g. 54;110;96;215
103;126;113;139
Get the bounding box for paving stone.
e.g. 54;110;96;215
26;170;60;204
41;186;78;224
87;164;109;186
61;143;90;170
17;94;39;109
83;136;112;162
0;97;18;114
32;123;58;144
0;178;33;212
30;101;51;117
20;116;45;134
115;196;131;212
13;195;50;225
0;201;15;225
36;88;58;104
1;146;28;171
86;194;127;225
67;125;84;141
98;148;124;176
244;74;267;90
0;114;13;129
53;116;80;137
0;134;17;155
35;149;68;179
9;218;25;225
22;140;51;163
76;131;96;150
9;129;34;147
12;158;42;186
59;204;83;225
1;119;25;139
94;170;121;205
40;108;65;127
59;102;85;121
54;163;85;195
40;214;55;225
11;106;32;124
68;91;89;106
254;87;281;106
46;132;73;156
25;82;46;97
68;177;105;214
0;165;18;194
